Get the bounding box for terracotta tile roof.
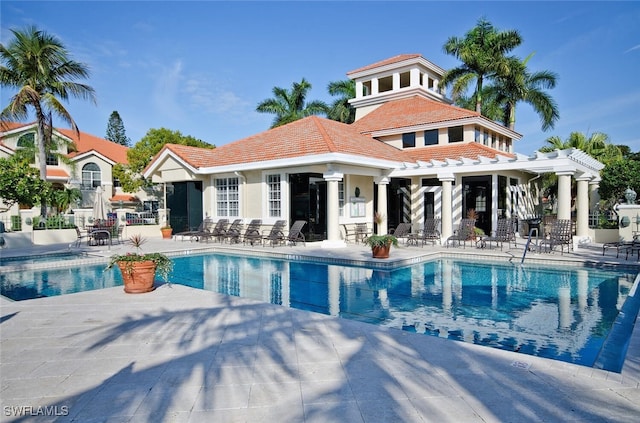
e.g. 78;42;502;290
353;96;480;133
161;116;408;169
46;167;70;178
405;142;515;162
59;128;129;164
347;54;422;75
110;193;139;202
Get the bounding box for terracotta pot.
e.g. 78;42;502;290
161;227;173;239
371;242;391;259
117;260;156;293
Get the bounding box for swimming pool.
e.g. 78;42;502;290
0;251;88;266
1;252;638;371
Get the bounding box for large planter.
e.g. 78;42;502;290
161;227;173;239
117;260;157;293
371;242;391;259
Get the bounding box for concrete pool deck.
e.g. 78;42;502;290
1;238;640;422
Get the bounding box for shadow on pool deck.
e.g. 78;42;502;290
1;237;640;422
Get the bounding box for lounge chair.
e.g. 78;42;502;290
480;218;517;250
193;219;228;242
175;218;212;241
286;220;307;246
242;219;263;246
389;222;412;244
262;220;287;247
223;219;243;243
407;217;441;246
539;219;573;255
445;218;476;248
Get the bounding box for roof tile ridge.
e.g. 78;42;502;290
312;116;338;152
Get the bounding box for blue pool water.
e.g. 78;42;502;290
1;253;638;371
0;252;87;266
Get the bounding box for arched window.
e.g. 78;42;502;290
82;163;101;189
16;133;35;163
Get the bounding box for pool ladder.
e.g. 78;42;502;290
520;228;539;264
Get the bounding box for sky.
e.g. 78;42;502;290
1;1;639;155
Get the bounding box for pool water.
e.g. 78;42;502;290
0;251;87;266
1;253;638;371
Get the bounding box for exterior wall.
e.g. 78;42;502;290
342;174;374;225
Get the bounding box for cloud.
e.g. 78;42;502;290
152;59;185;120
624;44;640;54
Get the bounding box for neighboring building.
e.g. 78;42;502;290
142;53;602;246
0;122;143;216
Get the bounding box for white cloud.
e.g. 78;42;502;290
152;59;185;120
624;44;640;54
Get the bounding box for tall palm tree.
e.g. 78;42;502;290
441;18;522;113
0;26;96;217
326;79;355;124
489;54;559;131
256;78;328;128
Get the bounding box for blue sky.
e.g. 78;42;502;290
1;1;639;155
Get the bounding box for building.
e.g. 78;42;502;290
0;122;141;217
144;54;603;247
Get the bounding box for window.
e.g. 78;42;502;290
16;133;35;163
402;132;416;148
81;163;101;189
46;150;58;165
424;129;438;146
448;126;463;143
216;177;239;217
421;178;442;187
267;174;281;217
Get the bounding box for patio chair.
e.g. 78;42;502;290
480;218;517;250
539;219;573;255
355;223;372;244
262;220;287;247
242;219;263;246
223;219;244;243
407;217;441;246
389;222;412;244
192;219;228;242
286;220;307;246
445;219;476;248
174;218;212;241
71;226;92;248
603;235;640;258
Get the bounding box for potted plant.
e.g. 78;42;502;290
364;234;398;259
106;234;173;293
160;225;173;239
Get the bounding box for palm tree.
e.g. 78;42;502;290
441;18;522;113
489;54;559;131
256;78;328;128
326;79;355;124
0;26;96;217
540;131;621;165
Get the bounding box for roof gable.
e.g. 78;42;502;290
59;128;129;164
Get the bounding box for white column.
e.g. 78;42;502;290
321;169;345;248
556;171;574;220
355;81;363;99
392;72;400;91
328;266;340;316
439;174;455;239
410;68;420;87
589;179;601;210
371;78;379;95
575;174;591;238
375;176;389;235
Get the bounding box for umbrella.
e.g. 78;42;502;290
93;186;107;221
